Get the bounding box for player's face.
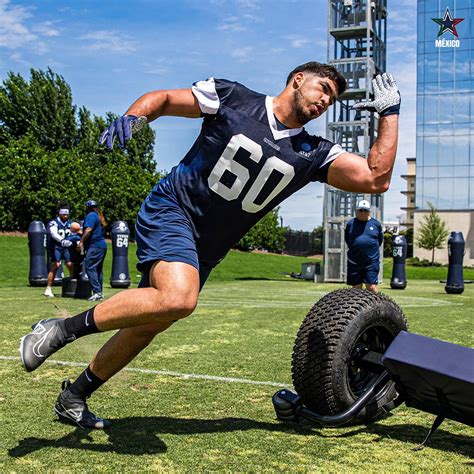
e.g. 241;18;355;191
293;75;338;125
59;213;69;222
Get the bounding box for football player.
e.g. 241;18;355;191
20;62;400;428
44;206;74;298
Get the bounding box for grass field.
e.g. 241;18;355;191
0;235;473;472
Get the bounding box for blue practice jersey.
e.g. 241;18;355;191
152;78;344;262
83;211;107;250
48;217;71;248
345;217;383;266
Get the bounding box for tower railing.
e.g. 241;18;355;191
323;0;387;282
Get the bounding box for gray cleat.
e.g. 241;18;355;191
19;318;74;372
54;380;110;429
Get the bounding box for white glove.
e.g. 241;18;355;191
353;73;400;116
61;239;73;248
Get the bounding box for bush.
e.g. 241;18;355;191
235;208;285;253
383;232;393;258
407;257;443;267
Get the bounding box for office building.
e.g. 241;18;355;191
415;0;473;264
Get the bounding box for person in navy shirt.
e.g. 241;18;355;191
345;200;384;292
20;62;401;429
44;206;73;298
78;200;107;301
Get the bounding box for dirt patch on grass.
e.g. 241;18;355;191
1;231;27;237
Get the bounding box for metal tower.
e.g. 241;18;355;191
323;0;387;282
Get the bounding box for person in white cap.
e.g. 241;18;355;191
344;200;384;292
44;204;74;297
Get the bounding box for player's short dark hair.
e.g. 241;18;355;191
286;61;347;96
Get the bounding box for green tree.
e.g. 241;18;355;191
383;231;393;258
0;137;162;231
416;202;449;264
0;67;161;232
0;68;77;150
29;68;77;150
0;72;30;144
401;227;414;258
312;225;323;254
77;106;99;151
236;208;285;253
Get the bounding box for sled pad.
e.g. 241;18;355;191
382;331;474;426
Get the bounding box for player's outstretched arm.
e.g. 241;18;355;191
99;89;201;150
327;73;400;194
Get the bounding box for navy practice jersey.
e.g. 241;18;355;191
153;78;344;262
344;217;383;266
48;217;71;247
83;211;107;250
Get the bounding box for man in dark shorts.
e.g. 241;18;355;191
44;206;73;298
20;62;400;428
345;199;384;292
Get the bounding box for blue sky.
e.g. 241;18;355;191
1;0;417;230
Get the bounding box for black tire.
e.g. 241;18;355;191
291;288;408;423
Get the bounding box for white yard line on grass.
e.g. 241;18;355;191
0;356;288;388
198;298;463;309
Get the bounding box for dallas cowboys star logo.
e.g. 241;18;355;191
432;7;464;38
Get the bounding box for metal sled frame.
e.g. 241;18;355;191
273;331;474;449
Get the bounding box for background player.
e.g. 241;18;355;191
20;62;400;428
44;205;73;298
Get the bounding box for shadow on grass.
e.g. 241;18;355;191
8;416;315;457
328;421;474;457
9;416;473;458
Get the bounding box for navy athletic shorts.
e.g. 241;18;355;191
49;246;71;263
347;260;379;286
135;192;216;291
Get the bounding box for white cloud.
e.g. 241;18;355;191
32;40;48;55
217;16;245;32
142;59;171;75
285;35;311;49
237;0;260;10
79;30;137;54
9;50;29;66
238;0;262;22
216;0;262;32
0;1;60;54
231;46;253;61
0;0;35;48
32;21;60;37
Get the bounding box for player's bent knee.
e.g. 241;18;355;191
150;290;198;320
168;295;198;319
